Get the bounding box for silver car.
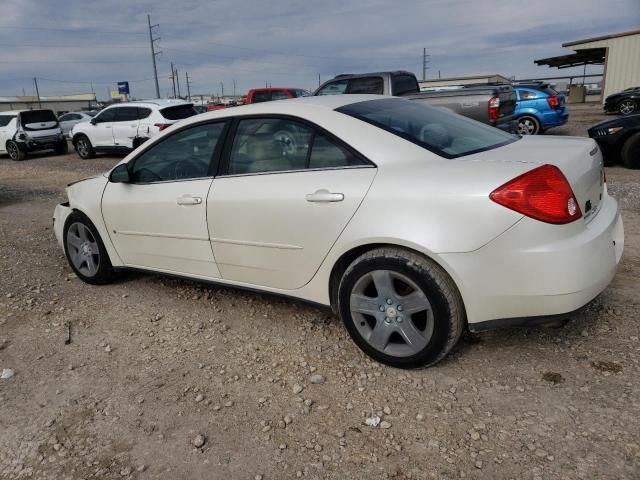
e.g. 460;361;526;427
58;111;96;138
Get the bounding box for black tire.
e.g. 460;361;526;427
618;99;637;116
6;140;25;161
74;135;95;159
55;140;69;155
337;247;465;368
63;211;118;285
621;132;640;169
516;116;541;135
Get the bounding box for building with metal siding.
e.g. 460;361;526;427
535;30;640;103
0;94;97;113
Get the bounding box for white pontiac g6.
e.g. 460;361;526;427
53;95;624;368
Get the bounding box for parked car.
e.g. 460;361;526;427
588;114;640;169
315;71;517;131
604;86;640;115
206;104;227;112
58;111;96;138
70;99;197;159
512;84;568;135
0;109;67;161
53;95;623;368
246;88;311;104
193;105;208;114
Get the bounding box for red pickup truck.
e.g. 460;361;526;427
245;88;311;104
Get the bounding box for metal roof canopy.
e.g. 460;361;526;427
534;47;606;69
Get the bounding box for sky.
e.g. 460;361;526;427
1;0;639;101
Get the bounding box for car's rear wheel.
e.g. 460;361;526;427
621;132;640;169
74;135;95;159
6;141;25;161
337;248;465;368
516;116;541;135
63;211;117;285
618;99;637;116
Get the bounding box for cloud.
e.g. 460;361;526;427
0;0;638;99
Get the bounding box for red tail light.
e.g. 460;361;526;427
489;164;582;224
154;123;171;131
546;95;559;109
488;95;500;122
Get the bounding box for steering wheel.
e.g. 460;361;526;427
172;157;206;179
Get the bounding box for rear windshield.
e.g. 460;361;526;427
20;110;58;129
337;98;517;159
160;104;197;120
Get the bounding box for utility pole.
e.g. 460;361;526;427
232;78;236;97
175;66;181;98
220;82;224;98
318;74;321;87
185;72;192;101
33;77;42;108
422;48;430;81
147;14;161;98
170;62;176;98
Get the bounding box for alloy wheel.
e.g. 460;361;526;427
517;117;539;135
76;139;89;157
66;222;100;277
349;269;434;357
7;142;19;160
619;100;636;115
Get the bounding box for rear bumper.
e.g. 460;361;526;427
540;110;568;128
440;193;623;327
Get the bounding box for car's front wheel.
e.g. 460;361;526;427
621;132;640;169
337;248;465;368
74;135;95;159
516;116;541;135
63;212;117;285
6;140;25;161
618;99;637;115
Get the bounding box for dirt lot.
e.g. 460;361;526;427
1;104;639;480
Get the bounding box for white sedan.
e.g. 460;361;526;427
53;95;624;368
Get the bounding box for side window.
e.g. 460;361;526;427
59;114;72;122
0;116;13;127
95;109;117;123
392;75;419;96
316;80;348;96
228;118;313;174
308;134;364;169
271;91;290;100
115;107;140;122
518;89;537;100
251;91;271;103
130;122;225;183
137;108;152;120
347;77;384;95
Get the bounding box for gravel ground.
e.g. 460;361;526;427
1;104;639;480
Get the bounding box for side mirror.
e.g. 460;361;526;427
110;163;131;183
90;118;97;125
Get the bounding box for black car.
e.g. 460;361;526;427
603;87;640;115
588;114;640;169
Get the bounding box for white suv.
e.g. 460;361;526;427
0;109;67;161
70;99;197;159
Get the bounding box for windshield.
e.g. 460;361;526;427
336;98;517;158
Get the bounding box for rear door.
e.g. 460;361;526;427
111;106;142;148
207;116;376;290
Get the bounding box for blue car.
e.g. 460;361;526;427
513;83;568;135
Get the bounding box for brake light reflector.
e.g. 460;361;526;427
488;95;500;121
489;164;582;224
546;95;559;109
154;123;171;131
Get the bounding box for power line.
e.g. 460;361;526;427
0;25;145;35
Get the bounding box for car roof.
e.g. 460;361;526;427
333;71;413;79
248;88;304;92
106;99;192;109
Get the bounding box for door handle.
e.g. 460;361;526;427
177;195;202;206
305;189;344;203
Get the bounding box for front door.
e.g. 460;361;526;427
208;117;376;290
102;120;228;278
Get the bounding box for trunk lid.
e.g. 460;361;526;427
470;136;605;223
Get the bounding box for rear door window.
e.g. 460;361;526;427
160;104;198;120
114;107;140;122
347;77;384;95
308;134;364;169
0;115;15;127
137;107;152;119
